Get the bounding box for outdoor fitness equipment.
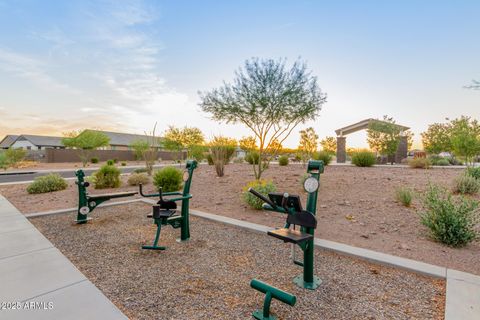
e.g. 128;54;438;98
75;169;137;224
139;160;197;250
248;160;323;290
250;279;296;320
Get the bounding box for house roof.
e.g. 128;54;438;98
88;130;162;147
0;135;19;148
17;134;64;147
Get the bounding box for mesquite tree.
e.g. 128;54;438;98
199;58;326;179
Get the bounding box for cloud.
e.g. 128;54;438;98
0;47;80;94
1;0;196;136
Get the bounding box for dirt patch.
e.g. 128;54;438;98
2;163;479;275
30;203;445;320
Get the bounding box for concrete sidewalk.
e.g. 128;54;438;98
0;195;128;319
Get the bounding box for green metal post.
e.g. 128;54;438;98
293;160;323;290
75;170;90;224
250;279;296;320
142;219;166;250
179;198;190;241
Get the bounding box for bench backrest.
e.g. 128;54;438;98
286;211;317;229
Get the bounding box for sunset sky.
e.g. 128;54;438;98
0;0;479;148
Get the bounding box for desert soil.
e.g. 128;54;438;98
1;163;479;275
30;203;445;320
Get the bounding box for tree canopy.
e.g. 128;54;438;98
199;58;326;179
320;136;337;154
163;126;205;159
62;130;110;167
421;123;452;154
367;116;412;163
298;127;318;161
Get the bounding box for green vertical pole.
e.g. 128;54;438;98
75;170;89;224
293;160;322;290
179;198;190;241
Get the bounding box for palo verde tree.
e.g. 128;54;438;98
199;58;326;179
320;136;337;155
449;116;480;166
421;122;452;154
62;130;110;167
163;126;205;160
298;127;319;163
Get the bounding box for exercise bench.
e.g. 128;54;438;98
75;169;137;224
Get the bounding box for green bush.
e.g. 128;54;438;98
113;158;118;164
127;173;150;186
0;152;7;170
312;151;332;165
207;154;214;165
134;167;148;174
408;158;431;169
90;157;99;164
454;174;480;195
395;187;413;207
5;148;26;167
93;165;121;189
466;167;480;180
420;184;479;247
351;151;376;167
106;159;115;166
278;155;289;166
190;144;207;162
121;162;127;166
243;180;277;210
245;152;260;165
153;166;183;192
435;158;450;166
27;174;68;194
447;157;463;166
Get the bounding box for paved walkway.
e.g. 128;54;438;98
0;195;127;319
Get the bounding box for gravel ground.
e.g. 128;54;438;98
3;163;479;275
30;203;445;320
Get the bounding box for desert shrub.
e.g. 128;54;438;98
0;152;7;170
127;173;150;186
312;151;332;165
106;159;115;166
113;158;118;164
242;180;277;210
93;165;121;189
153;166;183;192
435;158;450;166
245;152;260;165
26;174;68;194
134;167;148;174
121;162;127;166
233;157;244;164
446;157;462;165
351;151;376;167
420;184;479;247
278;155;289;166
408;158;431;169
207;153;214;165
209;137;237;177
454;174;480;195
466;167;480;180
429;155;450;166
395;187;413;207
90;157;99;164
5;148;26;168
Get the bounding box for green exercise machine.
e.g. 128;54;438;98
250;279;296;320
75;169;138;224
139;160;197;250
249;160;324;290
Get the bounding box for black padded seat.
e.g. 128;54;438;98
267;228;313;244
